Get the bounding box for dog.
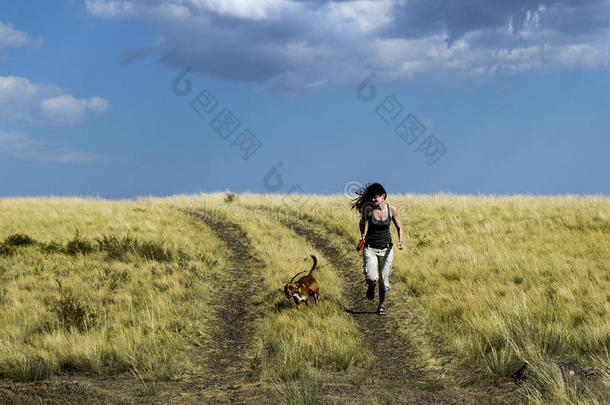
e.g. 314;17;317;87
284;254;319;308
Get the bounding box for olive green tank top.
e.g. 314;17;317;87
365;203;392;248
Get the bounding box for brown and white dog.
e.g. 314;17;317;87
284;255;319;308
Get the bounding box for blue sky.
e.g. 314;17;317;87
1;0;609;198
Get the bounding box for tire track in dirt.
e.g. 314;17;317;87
266;207;518;405
0;379;132;405
171;210;268;404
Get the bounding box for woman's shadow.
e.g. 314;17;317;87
337;299;377;315
344;307;378;315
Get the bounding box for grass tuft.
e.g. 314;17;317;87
271;378;319;405
0;353;57;382
97;235;177;262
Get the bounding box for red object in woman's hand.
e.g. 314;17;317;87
356;239;365;251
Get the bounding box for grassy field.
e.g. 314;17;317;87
0;198;227;383
0;194;608;404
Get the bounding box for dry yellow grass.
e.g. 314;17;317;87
0;197;225;381
228;193;609;404
168;194;370;400
1;193;608;404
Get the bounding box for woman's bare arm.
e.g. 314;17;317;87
391;205;404;249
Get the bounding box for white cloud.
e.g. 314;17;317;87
40;94;111;126
0;21;31;49
155;2;192;20
192;0;306;21
555;44;606;70
0;75;61;122
40;96;89;127
320;0;396;34
0;23;107;164
86;0;610;90
0;75;110;126
86;96;111;113
86;0;302;20
85;0;136;18
0;129;102;163
186;0;300;20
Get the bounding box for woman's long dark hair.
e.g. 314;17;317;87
351;183;387;213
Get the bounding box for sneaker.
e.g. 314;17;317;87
377;305;386;316
366;283;375;300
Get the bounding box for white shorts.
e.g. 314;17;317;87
363;245;394;291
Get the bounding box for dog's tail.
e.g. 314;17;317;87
309;254;318;276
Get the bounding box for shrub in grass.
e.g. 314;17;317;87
224;192;237;204
97;235;137;261
4;233;36;246
39;241;63;253
64;232;95;255
0;232;180;262
49;289;99;332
